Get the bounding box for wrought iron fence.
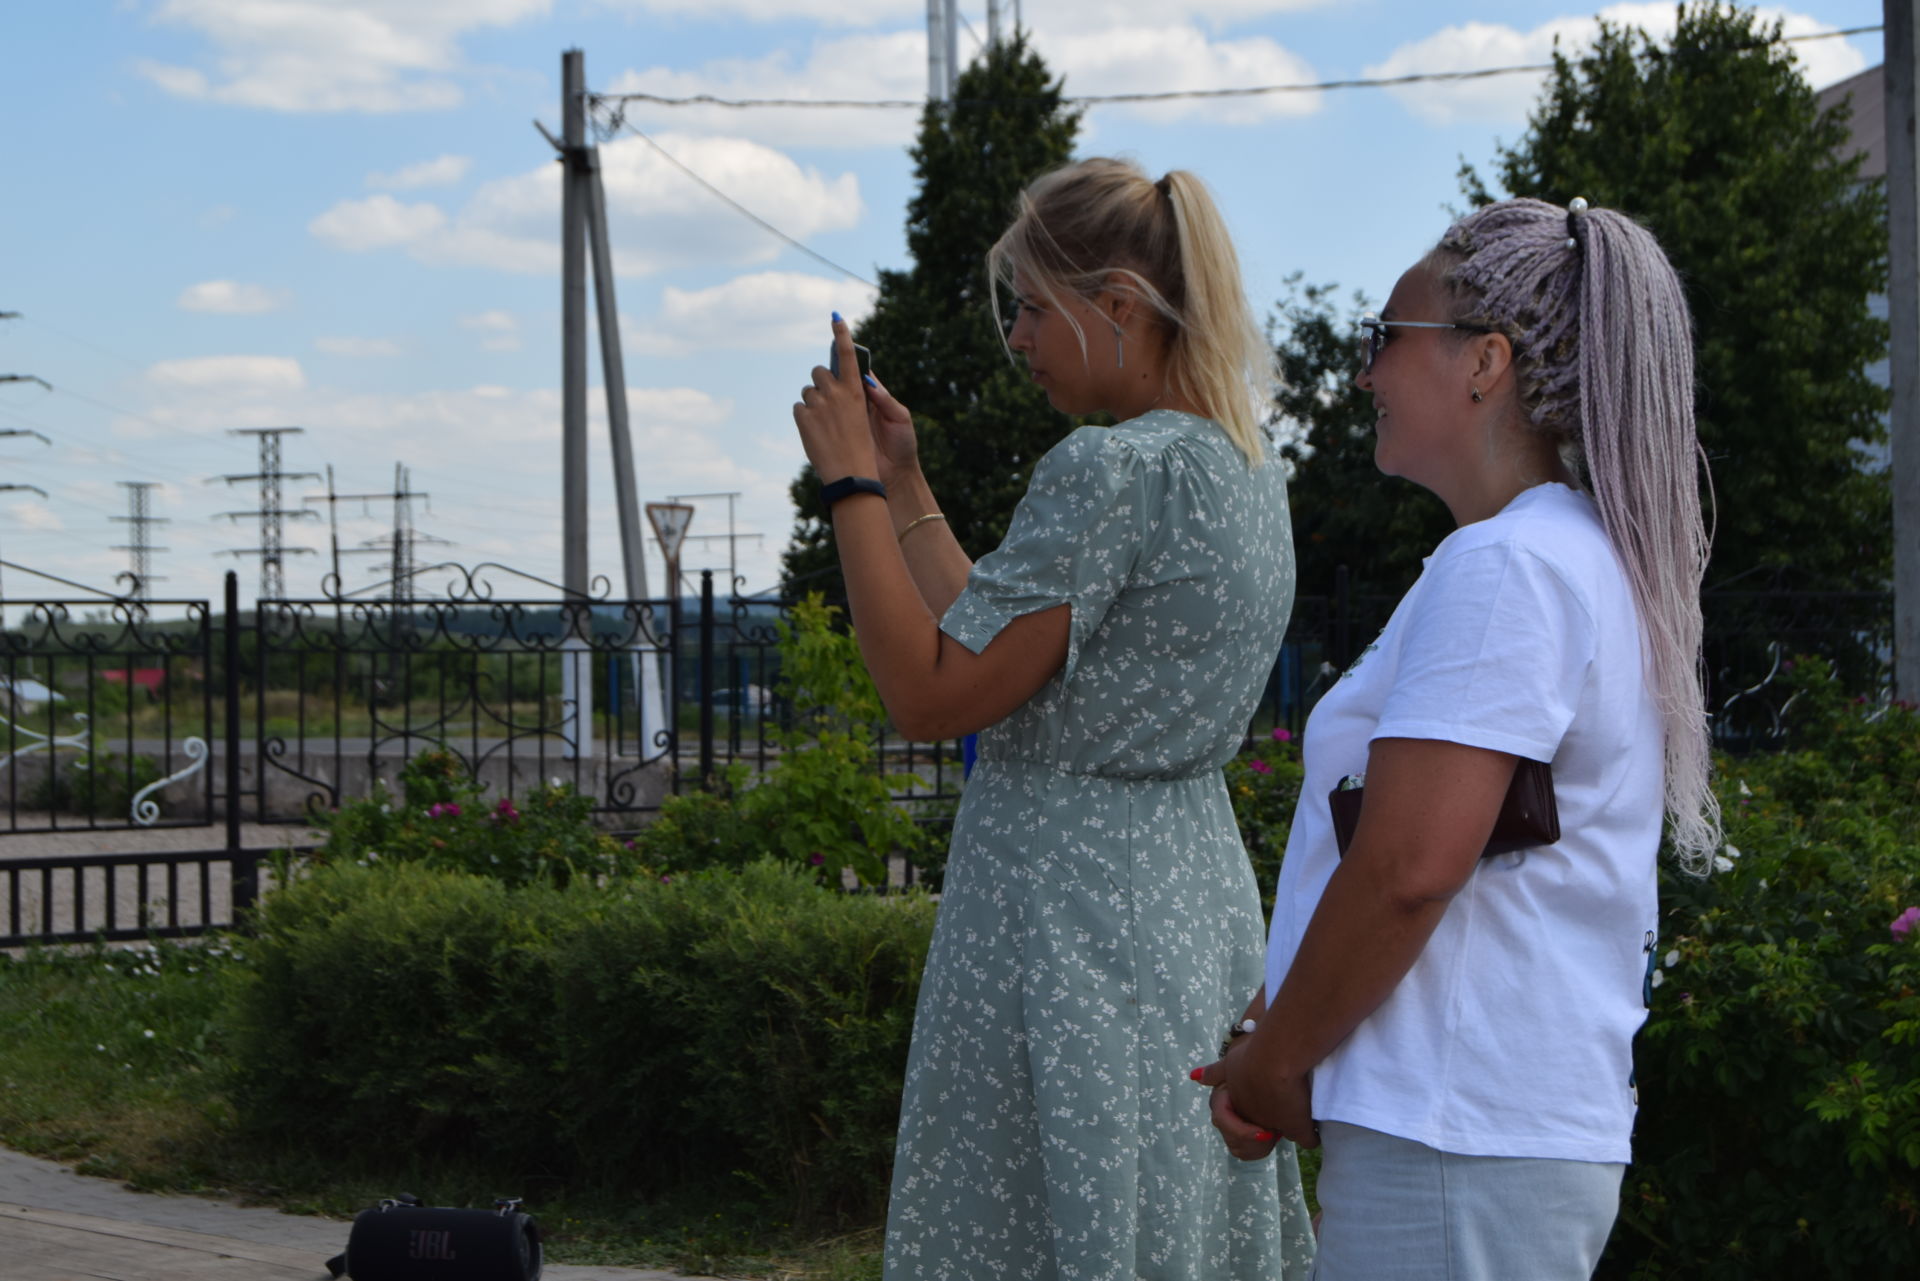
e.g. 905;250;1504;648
253;562;680;824
0;558;1897;946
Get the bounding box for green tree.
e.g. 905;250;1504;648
1464;1;1890;591
783;34;1081;595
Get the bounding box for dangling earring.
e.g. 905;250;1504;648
1470;387;1483;403
1114;327;1126;370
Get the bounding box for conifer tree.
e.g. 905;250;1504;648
783;34;1081;595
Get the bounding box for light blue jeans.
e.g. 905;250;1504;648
1309;1121;1624;1281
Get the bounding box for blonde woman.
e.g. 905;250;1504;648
792;157;1311;1278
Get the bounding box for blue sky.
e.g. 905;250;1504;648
0;1;1884;608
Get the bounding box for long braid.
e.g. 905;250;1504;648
1434;198;1722;872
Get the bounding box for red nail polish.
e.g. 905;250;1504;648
1188;1067;1206;1082
1253;1130;1276;1143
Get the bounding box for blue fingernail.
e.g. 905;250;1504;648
863;374;878;388
832;311;843;324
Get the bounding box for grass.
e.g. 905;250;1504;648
0;937;884;1279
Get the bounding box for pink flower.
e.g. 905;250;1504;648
492;797;520;824
809;853;826;866
427;801;461;819
1249;759;1273;775
1271;728;1293;743
1892;906;1920;941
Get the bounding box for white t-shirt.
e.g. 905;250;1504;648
1263;483;1662;1164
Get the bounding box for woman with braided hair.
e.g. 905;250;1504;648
1195;197;1721;1278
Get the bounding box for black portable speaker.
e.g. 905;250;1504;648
327;1195;542;1281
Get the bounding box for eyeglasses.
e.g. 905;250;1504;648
1358;315;1491;373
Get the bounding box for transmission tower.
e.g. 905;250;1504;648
361;464;451;608
109;482;169;602
210;427;320;601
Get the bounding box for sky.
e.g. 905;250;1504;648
0;1;1886;612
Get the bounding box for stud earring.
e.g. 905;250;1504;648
1470;387;1483;403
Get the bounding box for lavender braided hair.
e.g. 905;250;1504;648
1429;197;1722;872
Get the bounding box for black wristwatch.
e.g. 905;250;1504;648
820;476;887;507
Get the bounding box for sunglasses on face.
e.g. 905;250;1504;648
1358;315;1492;374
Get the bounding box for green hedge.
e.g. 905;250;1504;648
230;860;934;1223
1606;664;1920;1279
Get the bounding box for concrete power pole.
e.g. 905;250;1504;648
211;427;320;603
1889;0;1919;700
561;49;590;605
110;482;169;602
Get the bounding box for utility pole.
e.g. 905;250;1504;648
667;492;764;593
561;48;589;604
325;466;440;603
210;427;320;603
1889;0;1920;700
0;483;49;627
109;482;169;603
538;47;672;762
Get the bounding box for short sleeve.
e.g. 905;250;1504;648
1372;542;1596;763
940;426;1145;684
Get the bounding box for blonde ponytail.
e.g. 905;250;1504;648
988;158;1276;464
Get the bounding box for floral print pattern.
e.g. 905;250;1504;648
885;412;1313;1279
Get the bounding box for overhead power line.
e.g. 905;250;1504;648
588;23;1883;113
609;124;877;288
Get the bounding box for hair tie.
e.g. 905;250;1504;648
1565;196;1589;249
1155;173;1173;199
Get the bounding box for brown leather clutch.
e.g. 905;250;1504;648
1328;757;1559;859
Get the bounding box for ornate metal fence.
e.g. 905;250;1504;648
252;563;679;825
0;566;218;835
0;559;1896;946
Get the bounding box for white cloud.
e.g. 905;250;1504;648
1368;5;1869;126
1049;24;1321;124
604;18;1321;143
177;279;288;314
591;0;1331;26
367;154;472;189
146;355;307;391
603;34;927;149
627;272;878;356
309;194;448;251
459;310;521;352
137;0;553;113
12;502;63;533
311;134;863;276
315;336;403;357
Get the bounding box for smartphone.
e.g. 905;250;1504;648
830;342;872;381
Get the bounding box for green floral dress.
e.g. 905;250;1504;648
885;411;1314;1279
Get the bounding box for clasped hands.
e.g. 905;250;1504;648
1191;1035;1318;1162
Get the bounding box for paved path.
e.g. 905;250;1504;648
0;1144;703;1280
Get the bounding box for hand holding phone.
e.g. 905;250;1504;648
829;341;872;381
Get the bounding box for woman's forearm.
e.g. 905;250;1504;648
829;492;1068;741
885;468;973;617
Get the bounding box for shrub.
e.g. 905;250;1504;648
1604;665;1920;1279
1226;726;1304;911
26;751;166;820
310;749;638;889
636;596;924;887
230;859;935;1223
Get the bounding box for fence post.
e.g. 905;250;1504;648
224;571;254;915
699;569;715;790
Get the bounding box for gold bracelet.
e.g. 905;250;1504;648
897;512;948;545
